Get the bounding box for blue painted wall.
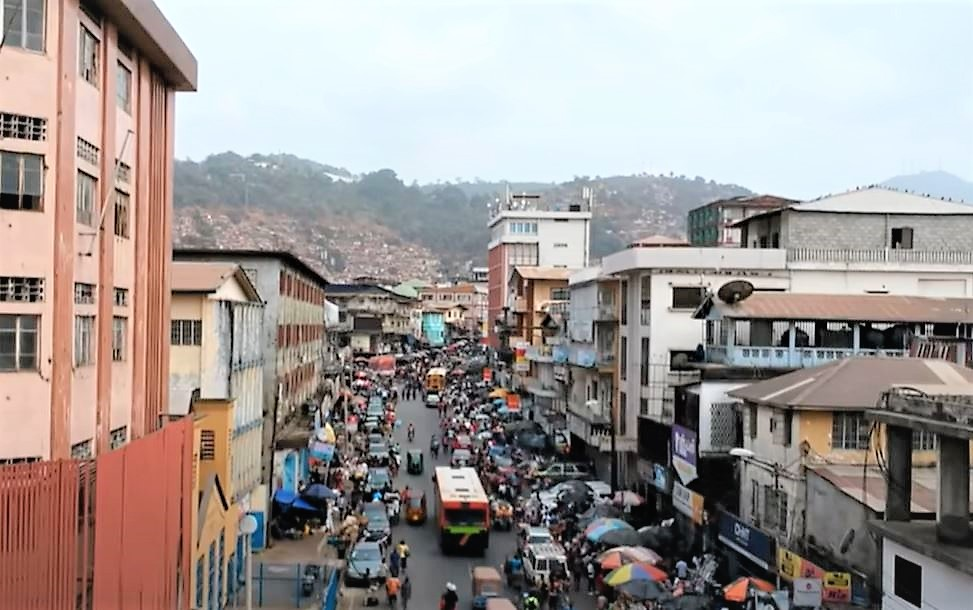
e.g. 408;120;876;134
422;312;446;347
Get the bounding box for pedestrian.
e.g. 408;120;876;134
401;575;412;610
396;539;411;571
585;562;595;593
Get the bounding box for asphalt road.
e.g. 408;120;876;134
386;392;597;610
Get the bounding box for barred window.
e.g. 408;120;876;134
200;430;216;460
912;429;937;451
74;315;95;366
110;426;127;449
113;287;128;307
0;113;46;141
76;171;97;226
171;319;202;346
116;161;132;184
74;282;95;304
111;316;126;361
0;276;44;302
831;412;870;450
70;439;93;459
114;190;129;238
76;137;100;165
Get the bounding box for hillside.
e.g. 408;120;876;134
173;152;751;281
881;171;973;203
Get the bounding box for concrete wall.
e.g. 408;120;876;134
782;212;973;251
805;469;880;583
881;538;973;610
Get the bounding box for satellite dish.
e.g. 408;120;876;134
717;280;754;304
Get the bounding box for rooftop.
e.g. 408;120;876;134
512;266;576;281
811;464;973;514
421;283;479;294
728;357;973;409
174;248;329;288
697;194;798;210
170;262;260;301
628;234;689;248
870;520;973;578
697;292;973;324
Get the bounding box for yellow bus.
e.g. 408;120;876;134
433;466;490;554
425;367;447;393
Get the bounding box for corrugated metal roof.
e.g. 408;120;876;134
810;464;973;513
727;357;973;409
171;262;238;293
711;292;973;324
512;266;576;281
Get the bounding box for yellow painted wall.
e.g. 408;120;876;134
195;399;234;500
797;410;940;467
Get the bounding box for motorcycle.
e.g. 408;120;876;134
384;491;401;525
491;498;514;531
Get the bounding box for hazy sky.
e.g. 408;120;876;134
158;0;973;199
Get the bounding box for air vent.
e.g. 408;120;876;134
0;113;47;141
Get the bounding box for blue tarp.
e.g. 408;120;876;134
291;497;319;512
273;488;298;505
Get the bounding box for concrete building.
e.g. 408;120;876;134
509;266;573;348
172;249;329;491
328;283;418;353
168;262;264;525
0;0;196;461
419;283;486;337
687;195;795;247
487;190;592;346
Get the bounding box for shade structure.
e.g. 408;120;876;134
723;577;775;602
612;490;645;507
598;528;643;547
584;518;632;541
579;504;621;526
273;489;298;505
488;388;508;398
598;546;663;569
605;562;668;586
302;484;339;501
613;579;666;601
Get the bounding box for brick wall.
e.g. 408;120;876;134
781;212;973;250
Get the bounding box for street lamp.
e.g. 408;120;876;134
240;514;259;610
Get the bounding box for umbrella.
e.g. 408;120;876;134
488;388;508;398
302;484;339;501
605;562;668;586
612;490;645;507
578;504;621;526
273;489;298;505
585;518;633;542
723;577;775;602
598;546;663;569
613;579;666;601
598;528;644;547
291;497;320;512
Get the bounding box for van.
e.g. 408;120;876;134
522;543;569;587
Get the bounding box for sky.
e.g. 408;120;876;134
157;0;973;199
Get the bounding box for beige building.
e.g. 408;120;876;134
169;262;264;509
420;282;487;337
508;266;573;347
0;0;196;461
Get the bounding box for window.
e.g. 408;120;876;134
507;243;539;266
76;171;97;226
171;319;202;346
893;554;922;608
109;426;127;449
78;24;100;85
831;412;870;450
217;530;225;606
0;112;46;141
763;486;788;531
0;0;46;51
640;276;651;325
0;276;44;302
620;280;628;325
550;288;569;301
200;430;216;460
671;287;705;310
116;161;131;184
0;457;40;465
912;429;937;451
71;439;92;459
771;232;780;248
770;410;792;446
111;316;126;361
74;282;95;304
0;151;43;210
113;287;128;307
639;337;649;386
0;314;39;371
116;62;132;112
891;227;914;250
620;336;627;380
77;137;100;165
618;392;627;437
73;315;95;366
640;397;648;416
117;35;133;59
113;190;129;237
748;405;758;439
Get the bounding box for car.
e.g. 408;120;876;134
535;462;591;483
453;434;472;450
450;448;473;468
518;526;554;551
366;403;384;418
584;480;612;501
365;467;392;494
425;392;441;408
367;433;385;446
344;541;386;586
360;502;391;542
491;454;515;469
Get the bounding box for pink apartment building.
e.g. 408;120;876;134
0;0;197;461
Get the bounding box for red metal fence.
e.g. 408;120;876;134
0;418;193;610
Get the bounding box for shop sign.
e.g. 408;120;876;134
506;393;521;411
652;463;669;493
514;346;529;372
792;578;822;608
777;548;802;580
823;571;852;603
778;547;851;603
483;367;493;383
717;511;775;570
671;424;698;485
672;482;705;524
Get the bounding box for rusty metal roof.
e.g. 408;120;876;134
710;292;973;324
728;357;973;409
810;464;973;514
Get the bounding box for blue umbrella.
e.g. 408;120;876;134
273;488;298;505
303;484;338;501
291;497;320;512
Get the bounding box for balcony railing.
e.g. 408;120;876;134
595;303;617;322
706;344;907;368
787;248;973;266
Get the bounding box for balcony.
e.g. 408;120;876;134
595;303;617;322
596;350;616;372
705;344;906;368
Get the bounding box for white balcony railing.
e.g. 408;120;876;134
706;344;907;368
787;248;973;266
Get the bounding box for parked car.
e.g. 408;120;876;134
450;448;473;468
344;541;386;586
360;502;391;542
535;462;591;483
365;467;392;495
368;442;391;466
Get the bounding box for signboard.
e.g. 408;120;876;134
672;482;705;524
792;578;822;608
514;346;529;372
652;463;669;493
483;367;493;383
717;511;775;570
506;393;521;411
823;571;852;603
671;424;698;485
777;548;803;581
778;547;851;603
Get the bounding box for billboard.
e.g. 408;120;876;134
671;424;698;484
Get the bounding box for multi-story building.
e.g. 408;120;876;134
508;266;573;348
328;283;418;353
419;282;487;337
0;0;196;460
172;249;329;492
471;266;489;283
168;262;265;526
487;190;592;346
687;195;795;247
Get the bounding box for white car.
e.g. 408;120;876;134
584;481;613;501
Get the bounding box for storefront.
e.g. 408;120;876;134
717;510;777;582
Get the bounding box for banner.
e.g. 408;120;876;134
506;393;521;411
672;482;705;524
778;547;851;603
671;424;698;485
483;367;493;383
514;346;529;372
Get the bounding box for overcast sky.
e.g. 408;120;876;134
158;0;973;199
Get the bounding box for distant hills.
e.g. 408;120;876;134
881;170;973;203
173;153;750;280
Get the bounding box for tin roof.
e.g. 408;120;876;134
171;262;261;301
728;357;973;409
810;464;973;514
704;292;973;324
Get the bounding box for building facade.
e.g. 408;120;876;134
0;0;196;461
419;282;486;337
168;262;264;519
172;249;329;489
687;195;795;247
487;191;592;346
328;283;418;353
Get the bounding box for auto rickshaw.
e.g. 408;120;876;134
405;491;427;525
471;566;503;610
406;449;424;475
